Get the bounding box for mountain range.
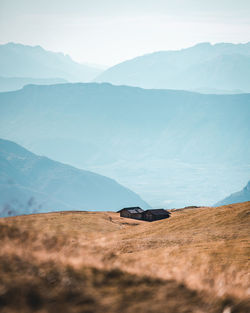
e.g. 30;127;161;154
0;138;149;217
0;83;249;207
96;42;250;93
0;76;67;92
0;42;102;83
215;181;250;206
1;42;250;94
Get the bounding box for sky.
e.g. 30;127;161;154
1;0;250;66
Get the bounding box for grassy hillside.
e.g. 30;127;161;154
0;202;249;312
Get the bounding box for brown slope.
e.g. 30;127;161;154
0;202;249;313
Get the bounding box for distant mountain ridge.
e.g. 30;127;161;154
215;181;250;206
0;76;67;92
0;42;102;82
95;42;250;93
0;83;249;207
0;138;149;217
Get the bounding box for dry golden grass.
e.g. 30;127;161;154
0;202;249;312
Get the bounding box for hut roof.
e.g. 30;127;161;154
117;207;144;213
144;209;170;216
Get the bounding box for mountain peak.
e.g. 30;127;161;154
95;41;250;92
215;181;250;206
0;42;103;82
193;42;212;48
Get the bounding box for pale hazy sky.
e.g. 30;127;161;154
1;0;250;66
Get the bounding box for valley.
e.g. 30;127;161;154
1;83;249;208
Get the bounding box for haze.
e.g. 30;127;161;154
1;0;250;66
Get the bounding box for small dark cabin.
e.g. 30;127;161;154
142;209;171;222
118;207;144;220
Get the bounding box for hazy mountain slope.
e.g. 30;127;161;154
0;42;102;82
183;54;250;91
0;83;249;207
0;138;149;217
0;76;67;92
95;42;250;92
215;181;250;206
0;83;249;163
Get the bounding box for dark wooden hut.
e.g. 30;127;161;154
142;209;170;222
117;207;144;220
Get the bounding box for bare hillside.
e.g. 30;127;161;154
0;202;249;312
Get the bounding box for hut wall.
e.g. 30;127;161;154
131;213;143;220
154;215;169;221
143;212;154;221
142;212;170;221
120;211;131;218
